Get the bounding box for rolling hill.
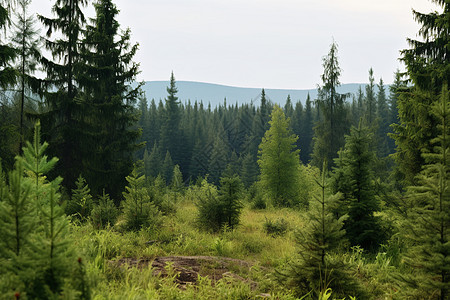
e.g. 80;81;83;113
141;81;380;107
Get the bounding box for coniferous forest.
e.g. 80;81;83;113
0;0;449;299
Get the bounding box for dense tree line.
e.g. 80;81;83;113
137;66;399;188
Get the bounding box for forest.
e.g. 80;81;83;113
0;0;449;299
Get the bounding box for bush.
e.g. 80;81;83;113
122;168;161;231
196;176;243;232
263;217;288;236
91;192;119;229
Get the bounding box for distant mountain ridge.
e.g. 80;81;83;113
141;81;381;107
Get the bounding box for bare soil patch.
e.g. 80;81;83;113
114;255;256;288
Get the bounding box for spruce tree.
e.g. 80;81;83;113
0;1;17;89
240;153;258;188
91;191;118;230
258;105;303;207
11;0;41;153
122;167;159;231
365;68;376;126
400;86;449;300
38;0;88;190
79;0;141;199
162;151;174;184
18;121;61;212
66;175;93;221
160;72;181;166
376;78;390;157
334;120;384;250
300;94;314;164
281;162;360;298
0;161;33;257
392;0;449;186
312;41;349;168
170;164;184;193
218;175;244;229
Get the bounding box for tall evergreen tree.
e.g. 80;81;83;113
392;0;450;186
312;41;349;168
400;86;449;300
161;151;174;184
281;162;360;298
376;78;390;154
11;0;41;153
0;0;17;89
300;94;314;164
38;0;88;190
365;68;376;126
78;0;141;199
160;72;182;166
333;120;384;250
258;105;303;207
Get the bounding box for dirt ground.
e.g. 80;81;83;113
114;255;257;289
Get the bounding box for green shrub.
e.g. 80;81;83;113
196;176;243;232
263;217;288;236
122;168;161;231
91;192;119;229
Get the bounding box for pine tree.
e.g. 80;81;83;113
170;164;184;193
334;120;384;250
160;72;181;165
392;0;449;186
38;0;88;190
91;191;118;230
218;175;244;229
162;151;174;184
281;162;360;298
11;0;41;153
312;41;349;168
208;125;230;184
258;105;303;207
240;153;258;188
145;143;162;179
0;161;33;257
365;68;376;126
400;86;449;300
300;94;314;164
0;1;17;89
122;167;159;231
66;175;93;221
376;78;390;157
79;0;141;199
18;121;61;211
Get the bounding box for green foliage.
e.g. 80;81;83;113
218;175;244;229
77;0;141;200
170;164;184;193
258;105;304;207
91;191;118;230
279;162;360;298
121;167;160;231
398;86;450;299
393;0;450;187
263;217;288;237
312;41;350;168
195;177;223;232
66;175;93;221
0;123;89;298
333;120;384;250
0;161;33;257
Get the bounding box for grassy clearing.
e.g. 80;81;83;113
66;197;404;299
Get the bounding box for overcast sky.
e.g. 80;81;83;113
28;0;439;89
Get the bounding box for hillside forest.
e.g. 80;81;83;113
0;0;449;299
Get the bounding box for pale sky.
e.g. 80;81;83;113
28;0;440;89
